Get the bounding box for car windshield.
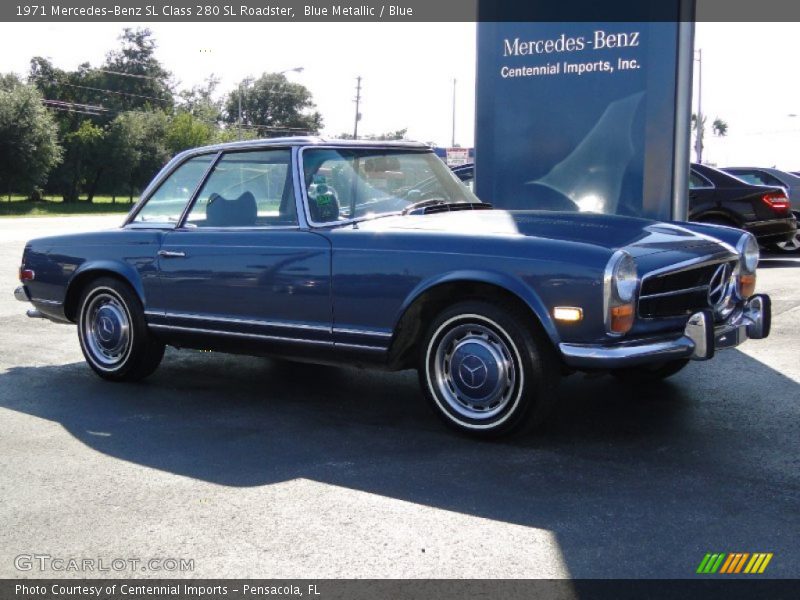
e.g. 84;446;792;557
302;148;482;223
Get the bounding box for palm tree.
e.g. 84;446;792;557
692;114;729;163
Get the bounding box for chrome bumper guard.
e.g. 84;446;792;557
14;285;46;319
560;294;771;369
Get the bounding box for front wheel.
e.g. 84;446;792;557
77;277;165;382
419;300;558;438
611;359;689;384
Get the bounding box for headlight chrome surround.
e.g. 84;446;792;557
604;250;639;336
736;233;759;274
735;233;759;299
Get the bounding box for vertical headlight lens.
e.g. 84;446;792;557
737;233;759;273
605;251;638;335
613;253;638;303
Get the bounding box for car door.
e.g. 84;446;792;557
150;148;333;347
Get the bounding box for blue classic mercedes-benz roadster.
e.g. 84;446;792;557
14;138;771;436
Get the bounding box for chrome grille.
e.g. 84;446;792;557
638;260;738;319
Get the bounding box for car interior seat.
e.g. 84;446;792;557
205;191;258;227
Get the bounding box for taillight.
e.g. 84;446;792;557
19;267;35;282
761;192;790;213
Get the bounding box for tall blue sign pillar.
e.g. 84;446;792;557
475;2;695;221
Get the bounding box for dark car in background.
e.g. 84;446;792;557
690;163;797;250
722;166;800;252
450;162;797;250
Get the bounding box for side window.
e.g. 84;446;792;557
186;150;297;228
758;172;785;188
731;171;762;186
689;172;711;189
133;155;214;223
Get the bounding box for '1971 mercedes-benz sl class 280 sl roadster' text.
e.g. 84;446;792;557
14;138;771;436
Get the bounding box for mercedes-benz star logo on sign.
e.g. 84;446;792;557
708;263;732;310
459;355;488;389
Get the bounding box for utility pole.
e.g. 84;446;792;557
238;82;243;140
353;76;362;139
451;78;457;147
694;48;703;164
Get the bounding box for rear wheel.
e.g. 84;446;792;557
77;277;164;382
611;359;689;384
419;300;558;438
770;221;800;253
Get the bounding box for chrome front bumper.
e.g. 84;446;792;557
559;294;771;369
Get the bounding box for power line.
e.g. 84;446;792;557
41;98;313;133
96;69;165;81
58;81;171;104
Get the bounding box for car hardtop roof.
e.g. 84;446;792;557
176;136;430;159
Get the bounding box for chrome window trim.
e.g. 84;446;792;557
171;225;302;232
176;147;299;231
297;145;434;229
125;151;221;227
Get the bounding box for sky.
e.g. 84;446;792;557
1;21;800;170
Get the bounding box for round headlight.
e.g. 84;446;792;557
738;234;759;273
612;252;638;303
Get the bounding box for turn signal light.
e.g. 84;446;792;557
609;303;634;334
738;273;756;299
761;192;790;213
554;307;583;322
19;268;35;282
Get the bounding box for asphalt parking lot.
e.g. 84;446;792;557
0;215;798;579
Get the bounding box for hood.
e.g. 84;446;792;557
350;209;729;257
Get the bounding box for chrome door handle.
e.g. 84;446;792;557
157;250;186;258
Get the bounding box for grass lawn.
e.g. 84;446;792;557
0;195;139;217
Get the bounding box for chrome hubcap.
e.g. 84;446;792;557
83;292;131;367
433;322;516;420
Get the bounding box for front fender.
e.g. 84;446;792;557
394;269;560;347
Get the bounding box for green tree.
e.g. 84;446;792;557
0;82;62;198
366;128;408;141
60;120;106;203
99;28;174;113
224;73;322;137
178;75;223;123
166;112;214;155
106;111;170;202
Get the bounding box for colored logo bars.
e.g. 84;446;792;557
696;552;773;574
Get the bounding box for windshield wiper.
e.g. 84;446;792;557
401;198;448;215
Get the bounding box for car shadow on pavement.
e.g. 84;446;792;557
1;347;798;578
